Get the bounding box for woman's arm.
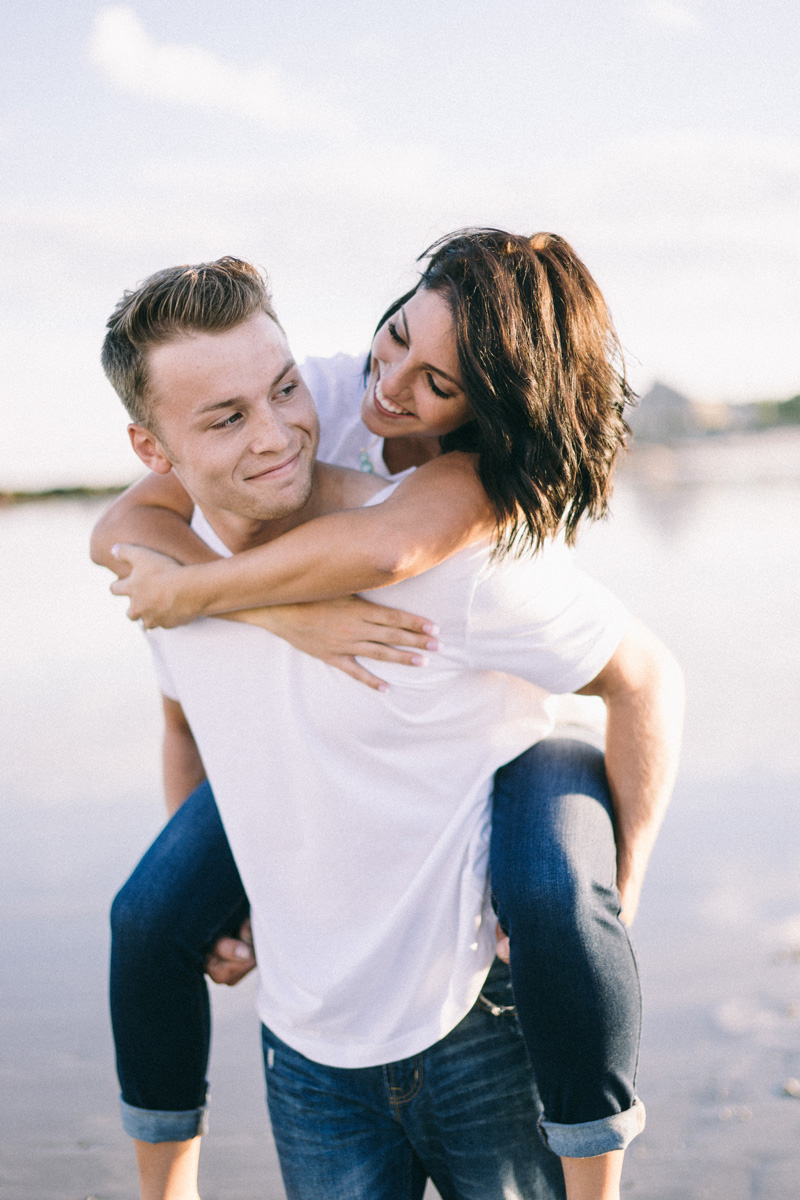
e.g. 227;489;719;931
94;476;441;683
161;696;207;817
90;471;216;573
111;452;494;628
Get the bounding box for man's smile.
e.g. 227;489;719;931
244;449;303;482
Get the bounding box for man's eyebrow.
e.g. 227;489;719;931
400;307;461;389
195;359;297;415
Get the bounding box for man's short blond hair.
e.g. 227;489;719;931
101;257;279;429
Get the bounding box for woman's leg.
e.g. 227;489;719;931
490;738;644;1180
110;780;249;1140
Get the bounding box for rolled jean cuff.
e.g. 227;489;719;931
538;1096;645;1157
120;1097;208;1143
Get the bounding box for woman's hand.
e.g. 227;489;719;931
226;596;440;691
109;543;197;628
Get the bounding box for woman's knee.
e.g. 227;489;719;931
498;852;599;946
495;739;611;820
110;867;181;954
492;743;621;941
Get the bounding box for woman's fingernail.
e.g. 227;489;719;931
411;655;429;667
422;623;439;635
426;639;440;651
377;683;389;693
234;944;252;960
111;544;121;557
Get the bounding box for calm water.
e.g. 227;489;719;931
2;464;799;1198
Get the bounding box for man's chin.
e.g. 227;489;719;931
243;475;314;523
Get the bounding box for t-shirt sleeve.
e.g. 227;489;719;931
144;629;180;702
466;541;629;694
301;354;368;465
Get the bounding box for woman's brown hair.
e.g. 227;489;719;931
371;229;634;554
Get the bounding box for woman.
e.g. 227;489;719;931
95;230;654;1200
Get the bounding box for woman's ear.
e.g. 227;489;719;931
127;424;174;475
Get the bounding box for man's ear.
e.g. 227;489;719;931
128;424;173;475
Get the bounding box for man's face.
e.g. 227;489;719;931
141;312;319;527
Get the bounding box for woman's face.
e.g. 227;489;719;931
361;287;473;440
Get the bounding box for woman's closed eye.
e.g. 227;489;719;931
426;373;451;399
387;320;406;347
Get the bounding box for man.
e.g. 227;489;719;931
97;257;683;1200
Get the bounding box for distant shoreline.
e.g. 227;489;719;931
0;484;129;507
3;424;800;503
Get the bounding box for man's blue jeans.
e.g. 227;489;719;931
110;738;644;1176
262;959;566;1199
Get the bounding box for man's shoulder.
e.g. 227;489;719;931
473;538;571;599
465;537;629;693
467;538;602;638
316;463;388;511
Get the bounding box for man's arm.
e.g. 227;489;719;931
161;695;207;817
160;696;256;982
577;616;685;924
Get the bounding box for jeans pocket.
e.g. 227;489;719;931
477;958;517;1016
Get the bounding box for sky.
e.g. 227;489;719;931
1;0;798;488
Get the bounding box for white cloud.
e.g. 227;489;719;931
631;1;703;31
89;6;348;136
5;128;798;265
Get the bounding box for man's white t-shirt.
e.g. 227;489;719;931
145;355;628;1069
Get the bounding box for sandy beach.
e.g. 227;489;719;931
2;468;799;1199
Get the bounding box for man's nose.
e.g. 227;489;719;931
249;404;292;455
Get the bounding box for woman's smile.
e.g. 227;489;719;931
374;377;414;418
361;288;473;439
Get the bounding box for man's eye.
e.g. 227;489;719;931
275;381;298;401
387;321;406;346
213;412;243;429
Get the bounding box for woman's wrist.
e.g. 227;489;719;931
177;561;224;620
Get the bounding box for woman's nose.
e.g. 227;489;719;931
380;361;408;401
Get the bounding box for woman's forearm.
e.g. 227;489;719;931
173;454;492;617
93;505;218;573
90;472;213;572
176;507;412;615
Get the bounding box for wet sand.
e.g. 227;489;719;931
2;481;799;1199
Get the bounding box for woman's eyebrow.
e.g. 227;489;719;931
400;306;461;389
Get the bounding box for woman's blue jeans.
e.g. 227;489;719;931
110;738;644;1161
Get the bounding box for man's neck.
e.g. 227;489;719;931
193;463;387;554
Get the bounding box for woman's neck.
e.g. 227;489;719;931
381;435;441;475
